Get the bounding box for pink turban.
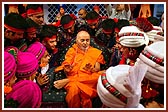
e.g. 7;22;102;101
4;51;17;81
27;42;46;60
6;80;42;108
16;52;39;78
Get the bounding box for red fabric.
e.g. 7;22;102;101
86;18;99;24
136;17;153;32
52;20;61;27
93;5;100;10
26;27;36;33
63;20;74;29
27;7;43;16
43;35;57;41
70;13;77;20
113;18;118;23
21;13;27;19
101;16;108;19
4;24;25;33
119;55;126;64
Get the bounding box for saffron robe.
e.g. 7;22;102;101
55;44;105;107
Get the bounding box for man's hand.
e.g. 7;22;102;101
83;63;92;71
54;79;69;89
64;64;73;73
36;74;49;86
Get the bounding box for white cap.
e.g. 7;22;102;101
97;64;147;108
146;26;164;42
138;41;164;84
119;26;149;47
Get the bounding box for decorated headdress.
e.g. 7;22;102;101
4;46;20;62
97;64;147;108
118;25;149;47
137;41;164;105
138;41;164;84
27;42;46;60
4;51;17;82
146;26;164;42
5;80;42;108
16;52;39;78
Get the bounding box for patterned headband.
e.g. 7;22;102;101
4;66;16;81
142;50;164;66
16;65;38;78
101;73;127;104
119;32;144;38
35;44;45;59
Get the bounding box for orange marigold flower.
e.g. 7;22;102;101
4;85;12;94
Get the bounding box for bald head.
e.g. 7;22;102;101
76;30;90;51
76;30;90;40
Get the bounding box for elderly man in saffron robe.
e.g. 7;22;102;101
54;30;105;108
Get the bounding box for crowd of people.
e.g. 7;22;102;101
4;4;164;108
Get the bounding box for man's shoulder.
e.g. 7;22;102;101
66;43;77;52
89;46;102;52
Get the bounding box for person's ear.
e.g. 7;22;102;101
5;30;13;38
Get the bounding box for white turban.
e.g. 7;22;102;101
97;64;147;108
